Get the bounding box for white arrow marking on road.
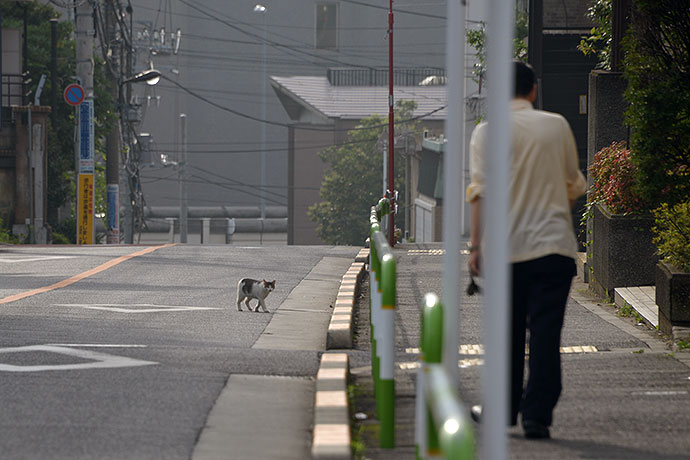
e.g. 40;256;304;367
52;303;221;313
0;345;157;372
0;256;76;263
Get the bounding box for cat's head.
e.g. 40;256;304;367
263;280;276;292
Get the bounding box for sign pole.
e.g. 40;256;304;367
75;0;95;244
77;100;94;245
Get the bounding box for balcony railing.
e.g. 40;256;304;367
327;67;446;86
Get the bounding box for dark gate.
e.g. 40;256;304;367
541;33;598;246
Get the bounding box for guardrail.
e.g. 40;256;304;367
369;201;396;448
416;293;475;459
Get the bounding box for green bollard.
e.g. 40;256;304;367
421;293;443;457
378;251;396;448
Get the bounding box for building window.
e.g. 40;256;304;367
315;3;338;50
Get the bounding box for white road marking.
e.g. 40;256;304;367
46;344;148;348
398;358;485;370
632;390;689;396
0;345;157;372
405;344;598;355
0;256;76;263
52;303;220;313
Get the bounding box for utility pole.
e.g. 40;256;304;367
179;113;188;243
253;4;268;221
75;0;95;244
105;0;121;244
50;19;58;130
387;0;395;246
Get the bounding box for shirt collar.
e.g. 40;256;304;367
511;98;534;111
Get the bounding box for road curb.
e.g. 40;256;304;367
312;353;351;460
326;248;368;349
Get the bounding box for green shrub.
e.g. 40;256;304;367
652;201;690;272
51;232;72;245
624;1;690;207
587;141;648;215
53;216;76;244
0;218;18;244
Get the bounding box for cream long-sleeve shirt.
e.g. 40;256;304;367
466;99;587;263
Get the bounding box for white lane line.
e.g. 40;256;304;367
52;303;220;313
0;345;157;372
46;344;148;348
0;256;76;263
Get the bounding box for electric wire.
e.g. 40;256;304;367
159;74;446;133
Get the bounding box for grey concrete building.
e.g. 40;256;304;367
127;0;448;243
271;72;446;244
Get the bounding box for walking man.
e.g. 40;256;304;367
466;61;587;439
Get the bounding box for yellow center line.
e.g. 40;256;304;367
0;244;176;305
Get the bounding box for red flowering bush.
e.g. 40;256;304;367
588;141;648;215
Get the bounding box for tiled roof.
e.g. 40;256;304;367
271;76;447;121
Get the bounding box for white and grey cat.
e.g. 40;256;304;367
236;278;276;313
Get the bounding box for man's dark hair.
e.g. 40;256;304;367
514;61;535;97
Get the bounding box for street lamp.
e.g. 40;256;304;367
253;4;267;221
116;66;162;245
122;68;162;86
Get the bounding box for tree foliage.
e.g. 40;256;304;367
308;101;417;245
0;2;116;241
466;7;529;84
577;0;612;70
623;0;690;207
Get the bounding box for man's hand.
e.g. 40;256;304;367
469;197;482;277
468;248;481;277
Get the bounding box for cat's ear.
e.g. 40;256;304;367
271;280;276;285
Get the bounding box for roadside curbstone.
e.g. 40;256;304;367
326;256;366;349
312;353;351;460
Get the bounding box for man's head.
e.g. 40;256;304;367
514;61;536;101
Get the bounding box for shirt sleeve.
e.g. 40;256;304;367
466;123;486;202
561;118;587;200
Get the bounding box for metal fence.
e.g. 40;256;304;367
327;67;446;87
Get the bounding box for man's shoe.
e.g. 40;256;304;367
522;420;550;439
470;405;482;423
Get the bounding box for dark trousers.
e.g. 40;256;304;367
510;254;575;426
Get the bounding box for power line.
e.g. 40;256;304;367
159;74;446;132
176;0;378;70
141;172;288;206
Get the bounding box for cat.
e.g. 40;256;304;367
236;278;276;313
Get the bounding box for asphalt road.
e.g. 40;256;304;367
0;244;358;460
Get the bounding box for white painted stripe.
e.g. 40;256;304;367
52;303;220;313
0;345;157;372
46;344;147;348
0;256;76;263
406;344;599;355
632;390;689;396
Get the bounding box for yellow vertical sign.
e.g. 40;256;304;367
77;174;94;244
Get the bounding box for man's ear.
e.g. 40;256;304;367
529;83;537;103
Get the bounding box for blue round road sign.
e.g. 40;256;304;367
64;83;85;106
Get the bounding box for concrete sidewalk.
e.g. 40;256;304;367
349;243;690;460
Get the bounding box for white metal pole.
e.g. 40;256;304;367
260;10;267;221
482;0;513;459
442;0;466;382
179;113;188;243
